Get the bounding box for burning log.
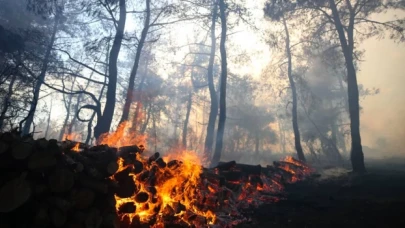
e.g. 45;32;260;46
0;129;314;228
48;169;75;193
155;157;166;168
167;160;182;169
115;176;137;198
135;192;149;203
216;160;236;170
133;159;143;174
233;163;262;176
148;152;160;165
118;202;136;214
117;145;142;157
221;171;243;182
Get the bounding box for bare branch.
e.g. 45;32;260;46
54;49;107;77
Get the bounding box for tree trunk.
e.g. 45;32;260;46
182;92;193;148
87;43;110;144
211;0;227;167
131;59;149;131
94;0;126;139
68;93;82;135
120;0;151;124
44;98;53;138
204;0;219;159
140;103;152;134
329;0;365;173
59;78;76;140
282;16;306;162
22;13;59;135
0;74;16;130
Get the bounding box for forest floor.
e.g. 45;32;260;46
237;161;405;228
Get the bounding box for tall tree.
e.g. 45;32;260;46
182;92;193;148
93;0;126;139
282;16;306;161
204;0;219;159
211;0;228;167
265;0;405;172
22;5;61;135
120;0;151;124
328;0;364;171
264;2;306;161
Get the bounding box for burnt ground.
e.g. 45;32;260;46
237;163;405;228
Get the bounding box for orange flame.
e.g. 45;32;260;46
71;143;80;152
65;120;313;226
98;121;147;148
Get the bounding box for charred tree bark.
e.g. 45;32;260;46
22;12;59;135
0;74;16;130
94;0;126;139
204;0;219;159
120;0;151;124
282;16;306;162
211;0;227;167
329;0;365;173
182;92;193;148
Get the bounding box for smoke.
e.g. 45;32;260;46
357;36;405;159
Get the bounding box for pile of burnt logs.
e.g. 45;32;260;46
0;130;142;228
0;129;313;228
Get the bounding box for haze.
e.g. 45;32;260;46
1;0;404;170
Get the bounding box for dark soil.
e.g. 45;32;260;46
237;166;405;228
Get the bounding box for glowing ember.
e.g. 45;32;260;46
112;150;216;226
109;152;313;226
84;122;314;226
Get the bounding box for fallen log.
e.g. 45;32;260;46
233;163;262;176
216;161;236;170
0;141;9;154
48;169;75;193
28;150;57;170
118;145;142;157
0;173;31;212
11;141;33;160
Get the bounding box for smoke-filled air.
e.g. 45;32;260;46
1;0;405;227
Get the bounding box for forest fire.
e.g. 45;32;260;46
0;126;313;228
109;150;313;227
94;123;314;227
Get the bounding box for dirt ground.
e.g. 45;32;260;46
237;163;405;228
